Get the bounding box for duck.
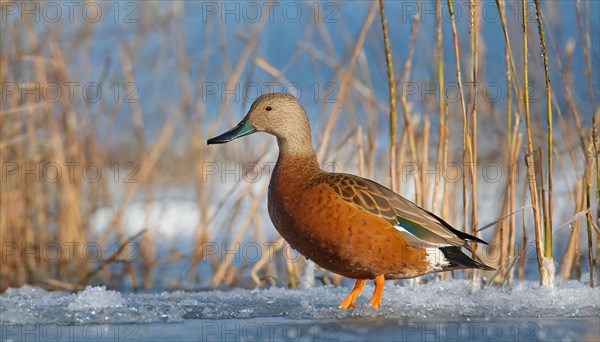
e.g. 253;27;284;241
207;93;493;309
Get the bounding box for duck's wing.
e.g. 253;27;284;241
312;172;487;248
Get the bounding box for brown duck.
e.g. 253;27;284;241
207;93;493;309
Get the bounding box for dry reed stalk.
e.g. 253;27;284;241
494;0;520;100
447;0;474;245
366;91;378;181
254;57;290;83
432;0;446;214
348;97;363;132
297;42;337;75
356;126;366;176
507;133;523;287
251;213;268;261
499;1;515;281
317;2;378;161
559;178;584;279
593;121;600;268
140;230;156;289
395;0;420;87
421;119;430;209
505;55;512;149
539;149;551;267
119;48;144;146
441;105;451;221
534;0;554;264
518;184;528;282
584;136;595;287
354;47;379;177
396;130;409;195
468;0;481;284
521;0;553;287
521;0;552;287
43;278;80;292
441;148;456;227
493;189;510;278
377;0;397;191
224;267;238;287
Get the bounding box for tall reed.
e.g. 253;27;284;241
534;0;554;267
521;0;552;288
377;0;397;191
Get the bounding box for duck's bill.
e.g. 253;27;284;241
207;119;257;144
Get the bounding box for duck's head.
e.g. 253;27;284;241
207;93;314;154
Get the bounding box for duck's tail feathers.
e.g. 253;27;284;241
439;246;495;271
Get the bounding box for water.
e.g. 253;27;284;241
2;318;598;341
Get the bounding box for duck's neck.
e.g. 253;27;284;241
275;136;321;176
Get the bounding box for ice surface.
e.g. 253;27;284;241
68;286;124;311
1;280;598;325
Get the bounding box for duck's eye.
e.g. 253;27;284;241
265;106;272;111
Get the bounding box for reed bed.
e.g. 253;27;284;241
0;1;597;292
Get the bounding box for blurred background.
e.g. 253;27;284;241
1;0;598;292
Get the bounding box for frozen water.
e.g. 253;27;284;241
1;281;598;341
68;286;124;311
1;280;598;325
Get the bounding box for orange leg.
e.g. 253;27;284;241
339;279;366;309
369;275;385;309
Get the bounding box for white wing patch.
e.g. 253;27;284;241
425;248;450;271
394;224;451;271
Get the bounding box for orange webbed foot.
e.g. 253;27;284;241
369;275;385;309
338;279;366;309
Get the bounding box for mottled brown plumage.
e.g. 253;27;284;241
208;93;493;309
